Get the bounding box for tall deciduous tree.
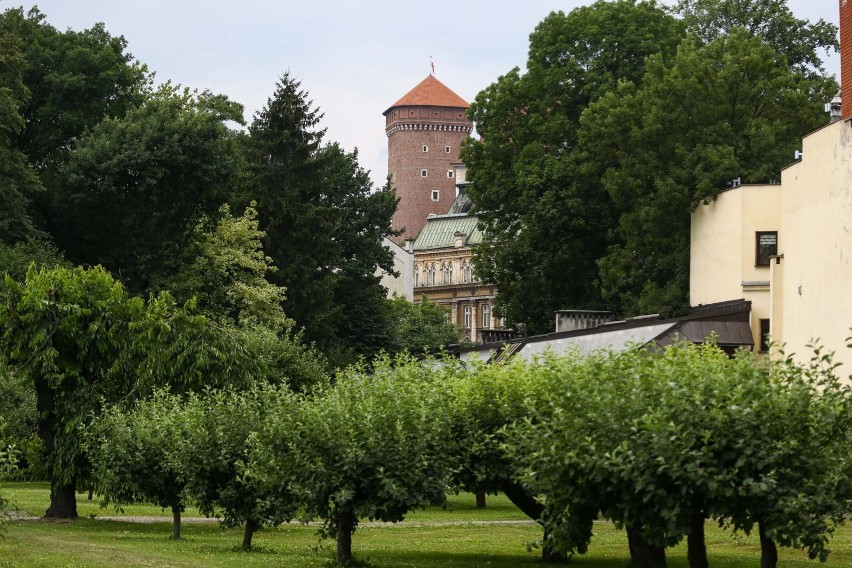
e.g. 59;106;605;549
159;203;330;391
0;266;258;518
674;0;838;75
582;29;835;315
0;15;42;244
55;85;245;293
0;6;148;186
462;0;684;333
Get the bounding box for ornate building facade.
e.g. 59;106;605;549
412;165;502;343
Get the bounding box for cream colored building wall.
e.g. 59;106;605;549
777;120;852;372
378;237;413;300
691;184;781;349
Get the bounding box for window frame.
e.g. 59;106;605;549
759;318;771;352
755;231;778;266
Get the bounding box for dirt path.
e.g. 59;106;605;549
9;511;537;528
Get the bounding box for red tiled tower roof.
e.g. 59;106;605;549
384;75;469;115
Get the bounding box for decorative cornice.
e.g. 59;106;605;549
386;122;473;136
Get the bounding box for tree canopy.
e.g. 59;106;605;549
464;0;837;322
584;28;834;314
462;0;685;331
54;85;245;293
0;266;258;518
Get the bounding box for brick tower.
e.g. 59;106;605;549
384;75;473;241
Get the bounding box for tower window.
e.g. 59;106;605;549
422;145;428;152
431;190;440;201
421;169;427;177
447;170;454;178
445;145;451;153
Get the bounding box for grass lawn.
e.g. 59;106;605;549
2;482;851;567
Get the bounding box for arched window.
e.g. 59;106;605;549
441;263;448;285
448;262;454;284
414;265;420;287
461;261;470;283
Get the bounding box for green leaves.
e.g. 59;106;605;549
503;343;852;564
247;356;456;559
463;1;684;331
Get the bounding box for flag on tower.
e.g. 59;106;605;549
430;56;435;75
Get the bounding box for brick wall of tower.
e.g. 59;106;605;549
843;0;852;120
386;105;472;241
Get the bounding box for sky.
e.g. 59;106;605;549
11;0;841;187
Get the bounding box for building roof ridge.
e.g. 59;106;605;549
384;75;469;115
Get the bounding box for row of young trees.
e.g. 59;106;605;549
77;341;852;567
464;0;839;332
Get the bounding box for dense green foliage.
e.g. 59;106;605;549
0;266;258;518
504;345;852;568
585;28;835;315
55;86;245;293
244;74;398;366
675;0;838;75
0;15;42;245
86;391;191;540
385;295;460;355
248;357;457;564
462;0;685;331
463;0;838;323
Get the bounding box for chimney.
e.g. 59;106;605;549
842;0;852;120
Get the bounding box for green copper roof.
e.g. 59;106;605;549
413;214;482;251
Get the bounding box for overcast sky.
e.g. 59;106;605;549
12;1;841;186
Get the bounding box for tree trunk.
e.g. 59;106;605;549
36;375;78;519
687;510;708;568
500;480;567;563
475;490;487;509
626;524;667;568
45;481;78;519
759;520;778;568
171;505;181;540
242;518;257;551
500;480;544;520
337;507;355;566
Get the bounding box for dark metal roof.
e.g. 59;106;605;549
449;299;754;361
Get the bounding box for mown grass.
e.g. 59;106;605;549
2;483;852;567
